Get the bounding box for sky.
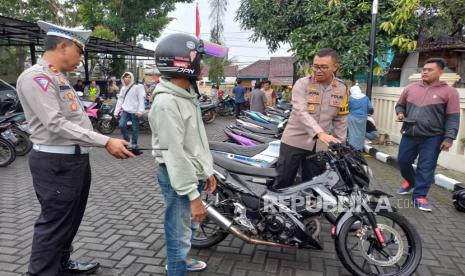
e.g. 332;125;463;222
141;1;292;67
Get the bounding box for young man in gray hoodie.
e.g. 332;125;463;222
149;34;218;275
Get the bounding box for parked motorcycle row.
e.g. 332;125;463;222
195;103;424;275
81;95;150;135
200;94;236;124
0;107;33;167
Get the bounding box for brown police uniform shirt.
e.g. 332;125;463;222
16;58;109;146
281;76;349;152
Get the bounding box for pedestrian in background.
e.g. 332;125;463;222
396;58;460;212
348;84;372;151
262;80;277;107
249;81;267;114
232;80;246;118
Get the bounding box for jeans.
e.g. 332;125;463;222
365;131;378;141
397;135;443;199
275;143;326;189
157;164;204;276
235;102;244;118
118;111;139;145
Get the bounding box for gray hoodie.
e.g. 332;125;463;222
149;78;213;200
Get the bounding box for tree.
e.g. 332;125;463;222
0;0;78;76
77;0;193;78
380;0;465;51
236;0;401;79
77;0;192;44
207;0;228;86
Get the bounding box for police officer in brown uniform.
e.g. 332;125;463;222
16;21;134;275
275;48;349;189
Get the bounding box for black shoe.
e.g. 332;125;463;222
60;260;100;275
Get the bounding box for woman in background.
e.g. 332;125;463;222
348;84;372;151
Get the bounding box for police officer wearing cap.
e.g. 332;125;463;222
274;48;349;189
16;21;135;275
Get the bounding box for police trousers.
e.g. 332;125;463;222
275;143;326;189
27;151;91;276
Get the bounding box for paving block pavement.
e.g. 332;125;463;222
1;116;464;275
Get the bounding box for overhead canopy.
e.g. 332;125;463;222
0;15;154;57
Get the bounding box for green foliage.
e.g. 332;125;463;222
381;0;465;51
0;0;78;75
237;0;398;78
92;25;118;41
77;0;193;43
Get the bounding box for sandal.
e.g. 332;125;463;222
164;259;207;272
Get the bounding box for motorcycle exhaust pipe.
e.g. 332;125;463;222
203;201;291;248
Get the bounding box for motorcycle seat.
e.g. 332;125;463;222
209;141;268;157
200;103;216;109
228;126;276;143
239;117;278;131
211;151;278;178
237;123;278;135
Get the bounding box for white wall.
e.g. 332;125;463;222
399;52;419;87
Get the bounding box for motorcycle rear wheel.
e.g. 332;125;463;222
191;190;231;249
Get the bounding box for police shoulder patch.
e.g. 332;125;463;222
33;76;51;92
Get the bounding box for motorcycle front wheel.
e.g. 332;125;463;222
202;110;217;124
335;211;422;276
0;137;16;167
11;127;32;156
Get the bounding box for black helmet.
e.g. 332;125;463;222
453;188;465;212
155;33;204;79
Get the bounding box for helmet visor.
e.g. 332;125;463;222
202;41;229;58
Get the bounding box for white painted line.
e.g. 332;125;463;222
375;152;390;163
435;174;460;191
364;145;372;153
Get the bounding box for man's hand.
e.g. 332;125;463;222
204;175;217;194
395;112;404;122
440;140;453;151
317;132;341;146
105;138;135;159
191;197;207;222
136;112;143;118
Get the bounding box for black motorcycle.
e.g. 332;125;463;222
200;101;218;124
193;143;422;276
0;113;32;156
217;94;235;116
0;122;17;167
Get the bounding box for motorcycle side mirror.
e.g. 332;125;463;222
76;91;84;97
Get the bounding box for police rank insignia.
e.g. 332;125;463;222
308;104;316;111
33;76;51;92
49;64;59;73
66;91;75;100
70;102;78;111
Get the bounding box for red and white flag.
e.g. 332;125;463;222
195;2;201;38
